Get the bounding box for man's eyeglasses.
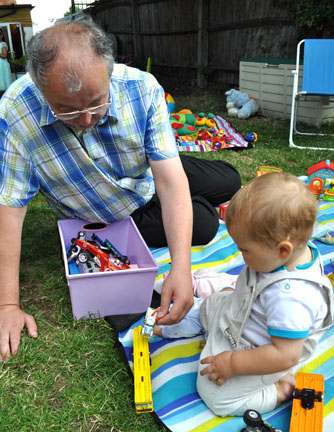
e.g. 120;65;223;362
49;102;111;121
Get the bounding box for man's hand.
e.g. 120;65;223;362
156;269;193;325
0;305;38;361
200;351;234;385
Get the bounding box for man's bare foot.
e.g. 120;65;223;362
275;373;296;407
153;325;163;337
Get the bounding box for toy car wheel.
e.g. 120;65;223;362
317;391;323;402
243;409;262;427
293;388;299;399
78;251;89;263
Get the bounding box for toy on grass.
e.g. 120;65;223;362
225;89;258;119
225;89;248;110
164;92;175;113
246;132;258;143
238;98;258;119
133;325;153;413
256;166;283;177
307;159;334;200
289;372;324;432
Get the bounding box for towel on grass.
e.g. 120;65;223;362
110;200;334;432
177;115;249;152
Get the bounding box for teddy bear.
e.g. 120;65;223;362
225;89;258;119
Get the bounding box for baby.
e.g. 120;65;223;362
154;172;334;416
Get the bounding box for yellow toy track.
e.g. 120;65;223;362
133;325;153;413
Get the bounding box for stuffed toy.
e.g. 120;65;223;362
225;89;258;119
169;111;215;137
225;89;244;109
238;98;258;119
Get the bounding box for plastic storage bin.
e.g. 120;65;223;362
58;217;159;320
240;58;334;125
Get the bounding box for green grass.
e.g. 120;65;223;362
1;89;333;431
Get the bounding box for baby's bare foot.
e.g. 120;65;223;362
275;373;296;407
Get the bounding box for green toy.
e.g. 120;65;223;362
170;111;216;138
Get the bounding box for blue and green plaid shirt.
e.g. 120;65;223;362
0;64;178;222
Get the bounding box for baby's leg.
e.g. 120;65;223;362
197;330;291;416
197;369;295;416
197;371;279;416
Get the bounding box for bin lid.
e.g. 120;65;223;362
240;57;301;65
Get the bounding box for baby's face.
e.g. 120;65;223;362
228;224;283;273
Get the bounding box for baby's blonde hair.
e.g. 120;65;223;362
225;172;318;247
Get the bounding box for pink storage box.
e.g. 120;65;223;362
58;217;159;320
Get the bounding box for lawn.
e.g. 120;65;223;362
1;89;333;432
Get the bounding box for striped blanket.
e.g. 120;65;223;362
118;198;334;432
177;115;249;152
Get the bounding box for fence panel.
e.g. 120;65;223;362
88;0;297;88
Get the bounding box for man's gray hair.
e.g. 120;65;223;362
26;19;115;92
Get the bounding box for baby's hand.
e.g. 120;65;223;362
200;351;234;385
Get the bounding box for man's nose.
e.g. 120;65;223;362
77;112;93;128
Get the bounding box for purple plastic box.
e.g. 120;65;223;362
58;217;159;320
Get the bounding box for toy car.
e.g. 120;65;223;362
67;231;131;273
241;409;282;432
141;307;158;338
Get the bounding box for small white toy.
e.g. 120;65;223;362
141;307;159;338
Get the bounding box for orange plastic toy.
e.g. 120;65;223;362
256;166;283;177
289;372;324;432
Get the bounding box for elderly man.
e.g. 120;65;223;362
0;20;240;361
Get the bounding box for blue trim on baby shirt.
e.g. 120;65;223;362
268;327;309;339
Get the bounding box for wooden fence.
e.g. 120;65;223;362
86;0;298;88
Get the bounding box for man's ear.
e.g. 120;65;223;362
277;240;293;260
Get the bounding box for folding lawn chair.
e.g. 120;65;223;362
289;39;334;150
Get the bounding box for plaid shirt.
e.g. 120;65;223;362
0;64;178;222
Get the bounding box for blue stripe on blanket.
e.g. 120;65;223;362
118;200;334;432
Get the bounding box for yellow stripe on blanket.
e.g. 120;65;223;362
297;345;334;373
187;415;232;432
318;218;334;226
151;339;204;373
190;232;231;253
190;252;240;272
